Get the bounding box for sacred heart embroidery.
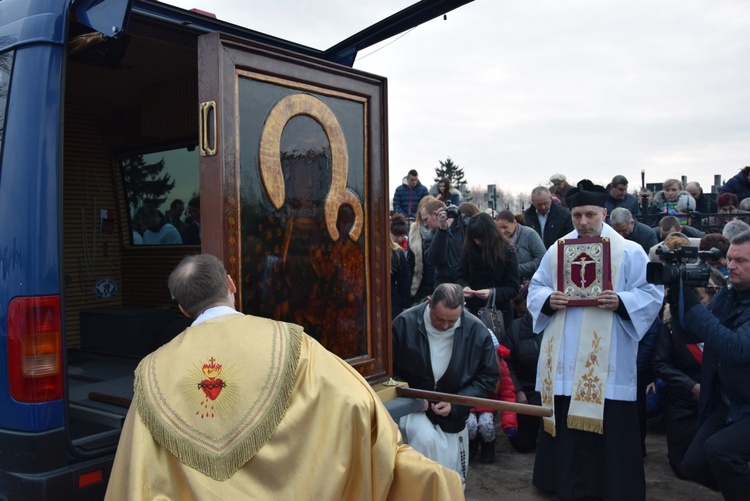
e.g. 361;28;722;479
194;357;228;419
199;378;225;400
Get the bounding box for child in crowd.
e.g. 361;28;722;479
675;194;696;225
467;345;518;464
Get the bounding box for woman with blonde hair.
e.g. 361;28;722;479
408;196;441;304
649;179;690;223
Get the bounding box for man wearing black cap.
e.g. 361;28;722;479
527;180;664;500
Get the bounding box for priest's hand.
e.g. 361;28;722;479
431;401;452;416
598;290;620;311
549;291;569;310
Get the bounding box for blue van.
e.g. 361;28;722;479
0;0;470;499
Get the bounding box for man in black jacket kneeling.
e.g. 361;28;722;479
392;283;499;486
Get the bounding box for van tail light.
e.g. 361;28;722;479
8;296;63;402
78;469;103;488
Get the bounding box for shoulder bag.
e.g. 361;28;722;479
477;288;505;339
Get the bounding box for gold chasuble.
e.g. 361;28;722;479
105;315;462;500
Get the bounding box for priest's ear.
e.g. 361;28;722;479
226;274;237;294
178;304;190;318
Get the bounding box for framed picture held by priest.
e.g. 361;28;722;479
557;237;612;306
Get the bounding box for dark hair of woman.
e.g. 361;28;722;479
436;177;452;201
390;213;408;238
496;210;515;223
463;212;508;267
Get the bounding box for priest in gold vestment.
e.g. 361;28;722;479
104;254;462;500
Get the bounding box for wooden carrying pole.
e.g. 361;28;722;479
396;387;553;418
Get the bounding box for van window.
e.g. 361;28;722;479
0;51;14;170
121;146;199;245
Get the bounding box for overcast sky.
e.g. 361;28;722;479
165;0;750;198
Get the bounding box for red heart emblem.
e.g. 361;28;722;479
200;378;224;400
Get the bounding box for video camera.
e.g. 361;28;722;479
645;245;720;287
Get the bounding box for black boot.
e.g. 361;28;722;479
468;438;480;462
479;439;496;464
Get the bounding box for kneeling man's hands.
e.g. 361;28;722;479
430;401;452;416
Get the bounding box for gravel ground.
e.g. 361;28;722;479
464;417;723;500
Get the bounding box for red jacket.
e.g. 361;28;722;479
471;345;518;433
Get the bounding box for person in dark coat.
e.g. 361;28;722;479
653;305;702;479
426;204;468;288
390;214;411;320
550;173;573;209
609;207;658;254
654;215;705;241
457;213;520;330
392;283;500;485
393;169;429;220
720;166;750;203
605;175;641;223
653;267;724;479
502;306;543;453
669;229;750;499
523;186;575;249
686;182;718;230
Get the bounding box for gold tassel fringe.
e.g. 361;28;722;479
543;418;556;437
134;321;303;481
567;414;604;434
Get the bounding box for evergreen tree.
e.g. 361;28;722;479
122;155;175;213
434;157;469;198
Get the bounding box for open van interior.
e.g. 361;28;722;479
63;12;202;454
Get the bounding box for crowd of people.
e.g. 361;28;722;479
133;197;201;245
102;167;750;500
389;168;750;500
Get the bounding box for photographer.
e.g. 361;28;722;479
667;230;750;500
426;202;478;288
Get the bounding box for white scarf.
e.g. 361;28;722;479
423;307;461;383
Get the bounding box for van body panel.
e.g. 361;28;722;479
0;0;474;498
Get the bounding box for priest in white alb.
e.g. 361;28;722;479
527;180;663;501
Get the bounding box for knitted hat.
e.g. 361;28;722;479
549;173;566;183
676;194;696;212
717;192;739;209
